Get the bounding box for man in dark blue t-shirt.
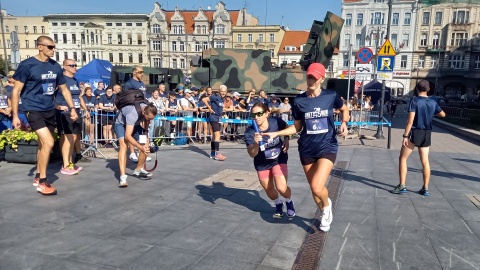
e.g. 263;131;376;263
124;66;146;96
11;35;79;195
391;80;445;196
94;81;106;98
202;85;227;160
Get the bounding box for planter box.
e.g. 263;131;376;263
5;140;38;164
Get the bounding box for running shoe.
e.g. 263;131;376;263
389;184;408;194
133;169;151;180
286;200;296;218
418;187;430;196
119;175;128;187
69;163;83;171
213;153;226;161
129;153;138;163
320;198;333;232
61;166;79;175
273;202;284;218
146;156;152;162
33;176;40;187
37;181;57;195
139;168;153;177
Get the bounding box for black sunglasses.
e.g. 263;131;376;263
251;111;265;118
67;64;77;68
39;44;56;50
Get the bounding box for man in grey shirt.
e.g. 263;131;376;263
278;97;292;123
114;103;157;187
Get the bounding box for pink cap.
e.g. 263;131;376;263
306;63;326;80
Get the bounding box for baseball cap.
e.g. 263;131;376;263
184;89;192;93
233;92;241;96
416;80;430;92
306;63;326;80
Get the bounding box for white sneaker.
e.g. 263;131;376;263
146;156;152;162
119;175;128;187
129;153;138;163
320;198;333;232
140;168;153;177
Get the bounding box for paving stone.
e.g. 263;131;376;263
320;235;379;269
261;245;299;269
189;254;259;270
156;229;224;253
376;212;423;229
427;230;480;270
37;258;117;270
378;239;441;267
0;247;57;270
227;214;286;244
333;209;377;225
112;224;176;245
207;237;272;265
124;246;203;270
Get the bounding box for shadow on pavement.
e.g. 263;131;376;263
195;182;315;233
409;168;480;183
452;158;480;165
344;170;395;191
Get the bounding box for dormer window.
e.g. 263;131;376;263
173;25;183;34
285;46;296;51
215;24;225;34
152;24;161;34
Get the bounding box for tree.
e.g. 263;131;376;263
0;56;12;76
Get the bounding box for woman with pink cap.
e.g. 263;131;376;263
262;63;349;232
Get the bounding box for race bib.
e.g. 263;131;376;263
306;118;328;134
73;98;81;108
264;145;281;160
0;98;7;108
42;82;56;95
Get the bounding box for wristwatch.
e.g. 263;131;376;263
402;134;409;138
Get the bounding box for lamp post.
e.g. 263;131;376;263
366;26;387;80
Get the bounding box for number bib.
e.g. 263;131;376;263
73;98;81;108
305;118;328;134
0;98;7;108
42;82;56;95
264;145;281;160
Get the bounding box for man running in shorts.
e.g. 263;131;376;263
245;102;295;218
11;35;79;195
202;85;227;161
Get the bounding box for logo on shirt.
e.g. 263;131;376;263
69;84;79;91
305;107;329;119
41;71;57;80
264;136;280;149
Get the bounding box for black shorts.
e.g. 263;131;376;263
101;115;115;126
25;110;56;133
56;110;83;135
211;121;221;132
300;153;337;166
410;129;431;147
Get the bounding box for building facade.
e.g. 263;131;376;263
277;30;310;65
147;2;257;76
0;10;49;67
412;0;480;97
43;14;149;67
340;0;418;96
231;25;284;65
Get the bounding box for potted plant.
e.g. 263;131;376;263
0;123;60;164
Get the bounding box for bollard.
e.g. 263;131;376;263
387;124;391;149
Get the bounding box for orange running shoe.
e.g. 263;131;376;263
33;177;40;187
36;181;57;195
214;153;226;161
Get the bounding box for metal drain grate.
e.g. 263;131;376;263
291;161;347;270
466;194;480;210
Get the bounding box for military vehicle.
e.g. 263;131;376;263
190;11;344;95
110;66;184;95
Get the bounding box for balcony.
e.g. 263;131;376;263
448;22;473;31
426;46;445;53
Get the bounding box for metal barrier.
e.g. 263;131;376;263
441;107;480;120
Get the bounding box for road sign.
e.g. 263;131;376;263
378;39;396;56
357;47;374;64
355;64;372;81
377;72;393;80
377;56;395;72
355;74;372;81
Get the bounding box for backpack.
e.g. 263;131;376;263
114;89;149;125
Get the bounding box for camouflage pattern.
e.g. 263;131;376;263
300;12;344;69
110;66;184;94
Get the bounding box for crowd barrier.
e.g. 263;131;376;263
440;107;480;120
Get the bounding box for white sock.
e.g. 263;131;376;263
286;197;292;203
274;198;282;205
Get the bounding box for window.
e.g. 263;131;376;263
259;34;264;42
435;12;443;25
153;58;162;68
24;26;28;33
81;33;85;44
52;23;57;26
422;12;430;25
70;22;76;26
270;33;274;42
41;26;45;33
343;53;349;67
392;13;399;25
432;33;440;47
73;52;77;61
355;34;362;46
128;34;132;45
33;26;37;34
474;55;480;69
202;25;207;34
61;34;67;43
152;40;161;51
34;40;37;47
391;33;398;47
136;23;142;26
328;61;334;72
55;52;59;61
237;34;242;42
404;12;411;25
172;41;177;51
179;41;185;52
25;40;29;48
203;41;208;50
372;12;383;25
402;33;409;46
448;54;465;69
119;53;123;63
128;53;133;63
179;25;184;34
109;53;114;62
215;24;225;34
452;10;469;24
71;34;76;44
248;34;253;42
450;32;468;46
180;59;185;69
126;23;132;27
92;51;96;59
108;34;112;44
214;40;225;48
116;23;122;26
196;25;201;34
137;34;142;45
172;59;177;68
117;34;122;44
344;34;351;46
106;23;112;26
53;34;58;43
430;55;438;69
195;41;201;52
357;13;363;25
420;33;428;47
401;55;407;68
153;24;161;34
82;52;86;62
79;23;85;26
418;55;425;68
345;14;352;26
173;25;178;34
61;22;67;26
91;32;94;44
64;52;68;60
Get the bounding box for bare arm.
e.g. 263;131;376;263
437;110;446;117
403;112;416;137
247;142;260;158
11;81;24;118
125;124;149;154
202;96;212;112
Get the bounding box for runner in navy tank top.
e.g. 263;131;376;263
262;63;349;232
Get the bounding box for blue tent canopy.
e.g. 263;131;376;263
362;80;391;104
74;59;113;88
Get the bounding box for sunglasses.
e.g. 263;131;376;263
39;44;56;50
251;111;265;118
67;64;77;68
136;71;144;74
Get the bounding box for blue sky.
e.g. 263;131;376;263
3;0;341;31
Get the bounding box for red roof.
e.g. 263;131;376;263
278;31;310;54
164;10;240;34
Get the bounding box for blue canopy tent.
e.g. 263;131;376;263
74;59;113;88
362;80;391;105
